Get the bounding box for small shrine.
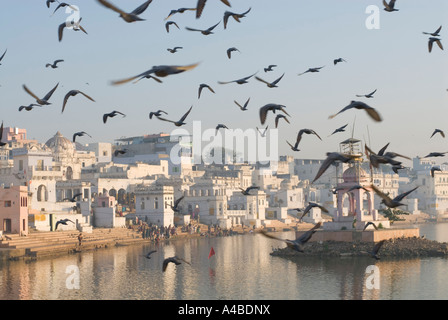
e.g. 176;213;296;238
323;138;390;231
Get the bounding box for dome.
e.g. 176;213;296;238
342;165;369;183
45;131;75;157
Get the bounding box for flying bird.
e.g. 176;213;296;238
167;47;183;53
52;2;78;15
369;240;386;260
259;104;290;125
23;83;59;106
260;222;322;253
165;21;179;33
58;18;87;42
0;49;7;65
103;110;126;123
169;196;184;213
111;63;199;86
196;0;231;19
165;8;196;20
329;124;348;136
185;21;220;35
114;149;127;156
298;66;325;76
149;110;168;119
227;47;240;59
329;101;382;122
223;7;251;29
234;98;250;111
144;250;157;259
239;186;259;195
46;59;64;69
215;124;229;135
64;193;83;202
371;185;418;208
162;256;191;272
431;166;442;177
428;37;443;53
334;58;347;65
264;65;277;72
256;126;268;138
363;221;378;231
296;129;322;146
255;73;285;88
356;89;377;98
198;83;215;99
312;152;355;183
299;203;328;221
430;129;445;138
424;152;448;158
55;219;74;230
423;26;442;37
383;0;399;12
73;131;92;142
275;114;290;128
156;106;193;127
19;104;41;112
96;0;153;23
62;90;95;113
218;72;257;85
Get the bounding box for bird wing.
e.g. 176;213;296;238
62;91;73;113
185;26;203;32
131;0;153;15
272;73;285;85
179;106;193;122
22;85;40;101
156;116;177;124
207;21;220;31
174;196;185;208
97;0;128;16
429;39;434;53
259;230;288;243
43;83;59;101
363;107;382;122
382;0;390;10
196;0;207;18
296;222;322;244
255;76;270;86
372;240;386;255
0;49;7;62
436;39;444;50
377;142;390;156
78;91;96;102
394;186;418;202
371;184;393;204
312;156;335;183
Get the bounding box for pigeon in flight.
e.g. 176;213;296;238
423;26;442;37
223;7;251;29
260;222;322;252
430;129;445;138
111;63;199;86
156;106;193;127
356;89;377;98
167;47;183;53
22;83;59;106
162;256;191;272
19;104;41;112
185;21;220;35
256;126;268;138
64;193;83;202
255;73;285;88
96;0;153;23
165;8;196;20
165;21;179;33
46;59;64;69
58;18;87;42
298;66;324;76
55;219;74;230
259;104;290;125
103;110;126;123
371;185;418;208
383;0;399;12
264;65;277;72
312;152;355;183
329;124;348;136
218;72;257;85
227;47;240;59
334;58;347;65
239;186;259;195
428;37;443;53
149;110;168;119
198;84;215;99
62;90;95;113
234;98;250;111
73;131;92;142
275;115;290;128
329;101;382;122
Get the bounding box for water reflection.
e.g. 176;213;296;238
1;224;448;300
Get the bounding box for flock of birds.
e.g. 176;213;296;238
0;0;446;263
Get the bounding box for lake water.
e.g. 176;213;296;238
1;223;448;301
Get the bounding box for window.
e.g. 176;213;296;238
19;160;23;171
155;197;159;209
36;160;44;171
4;201;11;207
103;151;108;156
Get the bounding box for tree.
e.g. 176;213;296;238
380;208;410;224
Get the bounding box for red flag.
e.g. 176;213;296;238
208;246;215;259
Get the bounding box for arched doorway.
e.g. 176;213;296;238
37;185;48;202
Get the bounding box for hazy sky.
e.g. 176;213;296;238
0;0;447;166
